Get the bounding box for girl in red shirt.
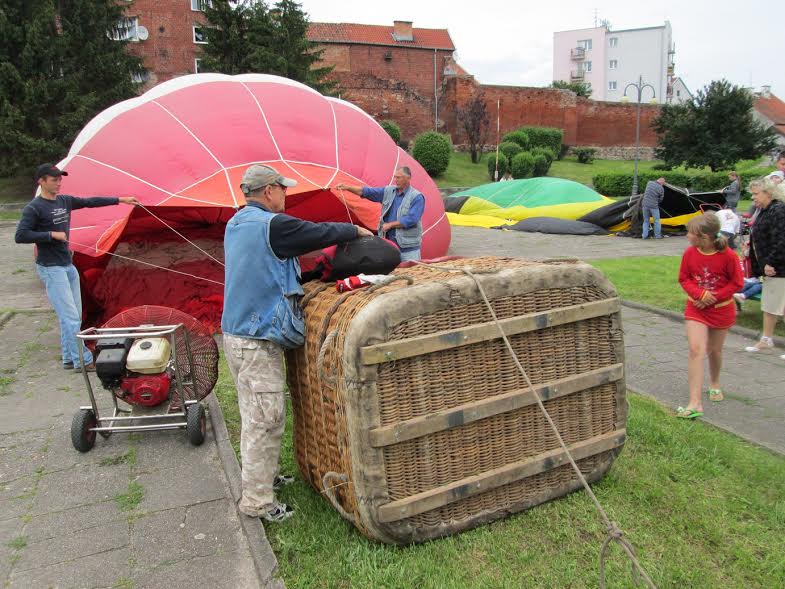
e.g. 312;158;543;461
676;212;744;418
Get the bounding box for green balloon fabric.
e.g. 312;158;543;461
450;178;606;208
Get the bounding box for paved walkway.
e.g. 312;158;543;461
0;223;281;589
447;226;785;455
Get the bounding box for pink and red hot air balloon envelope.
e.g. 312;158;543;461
55;74;450;329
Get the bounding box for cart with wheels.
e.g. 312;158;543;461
70;306;219;452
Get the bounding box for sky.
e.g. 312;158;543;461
299;0;782;97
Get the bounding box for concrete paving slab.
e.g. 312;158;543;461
13;519;128;572
130;499;243;569
136;461;228;513
29;465;130;516
23;499;125;543
131;550;259;589
8;546;132;589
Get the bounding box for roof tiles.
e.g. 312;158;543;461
307;22;455;50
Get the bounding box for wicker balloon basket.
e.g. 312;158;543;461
286;257;627;544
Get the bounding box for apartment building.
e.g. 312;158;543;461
553;21;683;103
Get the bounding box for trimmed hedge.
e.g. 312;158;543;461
412;131;452;177
518;126;563;154
510;152;535;179
378;120;401;144
592;169;767;197
532;154;550;177
499;141;523;161
573;147;597;164
487;153;509;181
530;146;556;165
501;130;530;150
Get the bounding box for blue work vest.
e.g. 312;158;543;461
221;204;305;348
379;185;423;250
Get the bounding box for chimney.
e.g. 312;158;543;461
392;20;413;42
760;85;771;98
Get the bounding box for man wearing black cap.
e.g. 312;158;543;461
222;164;372;523
15;163;139;371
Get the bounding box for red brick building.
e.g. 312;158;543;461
116;0;209;88
307;21;457;143
116;4;659;154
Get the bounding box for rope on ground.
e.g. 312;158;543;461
412;259;657;589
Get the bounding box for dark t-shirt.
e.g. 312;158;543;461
15;194;119;266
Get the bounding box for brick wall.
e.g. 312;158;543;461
440;76;659;150
122;0;205;88
316;44;454;141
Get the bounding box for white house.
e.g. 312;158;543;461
553;21;678;103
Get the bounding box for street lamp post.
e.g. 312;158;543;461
624;75;656;196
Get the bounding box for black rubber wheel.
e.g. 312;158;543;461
71;409;97;453
186;403;206;446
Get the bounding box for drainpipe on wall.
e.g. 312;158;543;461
434;49;438;131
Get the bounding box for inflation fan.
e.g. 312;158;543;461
70;305;219;452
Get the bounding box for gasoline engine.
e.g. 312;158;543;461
95;335;175;407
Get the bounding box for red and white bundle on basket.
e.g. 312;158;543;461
336;274;390;292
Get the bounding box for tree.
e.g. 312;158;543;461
653;80;777;171
551;80;592;99
455;91;490;163
0;0;146;176
200;0;334;94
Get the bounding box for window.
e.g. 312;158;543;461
609;37;618;48
191;0;212;10
195;58;203;74
577;39;592;50
676;90;681;98
608;81;617;91
132;70;150;85
609;59;618;70
193;26;208;44
580;61;592;73
109;16;138;41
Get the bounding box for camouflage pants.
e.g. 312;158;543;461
223;335;285;517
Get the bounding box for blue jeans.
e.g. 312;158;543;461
400;248;421;262
740;281;762;299
642;206;661;239
36;264;93;366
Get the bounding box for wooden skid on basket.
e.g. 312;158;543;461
287;257;628;544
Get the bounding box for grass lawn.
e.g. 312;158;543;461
215;353;785;589
588;256;785;338
0;211;22;221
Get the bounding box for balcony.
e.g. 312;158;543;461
570;47;586;60
570;70;585;81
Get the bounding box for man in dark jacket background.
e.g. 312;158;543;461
641;177;666;239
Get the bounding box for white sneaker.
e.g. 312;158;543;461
744;337;774;353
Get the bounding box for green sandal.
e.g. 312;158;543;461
708;389;724;402
676;406;703;419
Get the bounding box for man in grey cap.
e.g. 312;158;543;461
15;163;139;371
222;163;372;523
641;177;666;239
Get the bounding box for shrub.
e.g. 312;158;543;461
532;154;550;177
412;131;452;176
530;146;556;165
573;147;597;164
501;130;530;150
558;144;570;160
487;153;509;181
510;151;535;179
499;141;522;161
592;169;746;196
378;120;401;144
518;126;563;153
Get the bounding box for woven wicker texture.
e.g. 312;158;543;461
286;257;626;544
